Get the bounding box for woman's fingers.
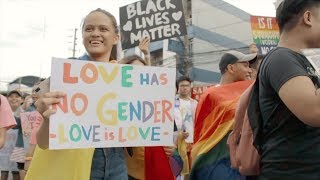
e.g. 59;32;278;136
42;109;57;121
35;91;65;117
43;91;66;98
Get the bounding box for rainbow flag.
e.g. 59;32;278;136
126;146;175;180
190;80;253;179
145;147;175;180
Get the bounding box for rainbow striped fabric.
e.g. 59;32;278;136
190;80;253;179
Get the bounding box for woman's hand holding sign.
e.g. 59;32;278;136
36;92;66;121
35;91;65;149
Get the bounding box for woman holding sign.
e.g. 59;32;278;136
25;9;127;180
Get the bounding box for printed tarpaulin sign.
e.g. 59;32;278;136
120;0;187;50
49;58;176;149
0;129;19;171
251;16;279;55
191;85;214;101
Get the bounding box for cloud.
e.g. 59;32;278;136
7;31;41;40
0;40;18;48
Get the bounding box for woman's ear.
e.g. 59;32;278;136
113;34;120;45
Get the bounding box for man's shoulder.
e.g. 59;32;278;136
210;81;252;92
78;54;90;60
260;47;306;77
264;47;303;64
199;86;219;100
190;98;198;104
199;81;252;102
197;85;223;104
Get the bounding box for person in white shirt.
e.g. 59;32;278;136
174;76;198;179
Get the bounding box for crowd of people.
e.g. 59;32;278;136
1;0;320;179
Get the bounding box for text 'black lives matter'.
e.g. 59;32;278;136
120;0;187;50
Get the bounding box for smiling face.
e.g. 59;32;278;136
82;11;119;61
230;61;252;81
7;93;22;111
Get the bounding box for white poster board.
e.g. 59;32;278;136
49;58;176;149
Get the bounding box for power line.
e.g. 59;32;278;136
205;20;247;31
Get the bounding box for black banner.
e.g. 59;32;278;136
120;0;187;50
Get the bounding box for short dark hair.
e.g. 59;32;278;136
276;0;320;33
219;53;239;74
119;55;147;65
176;76;192;90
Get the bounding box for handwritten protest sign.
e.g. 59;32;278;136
0;129;19;171
49;58;176;149
120;0;187;49
20;111;42;148
251;16;279;54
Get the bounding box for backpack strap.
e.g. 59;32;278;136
247;80;263;154
247;49;277;154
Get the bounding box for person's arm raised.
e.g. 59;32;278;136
139;37;151;66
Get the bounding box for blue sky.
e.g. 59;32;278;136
0;0;276;90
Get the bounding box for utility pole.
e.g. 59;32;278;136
182;0;192;77
72;28;78;58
